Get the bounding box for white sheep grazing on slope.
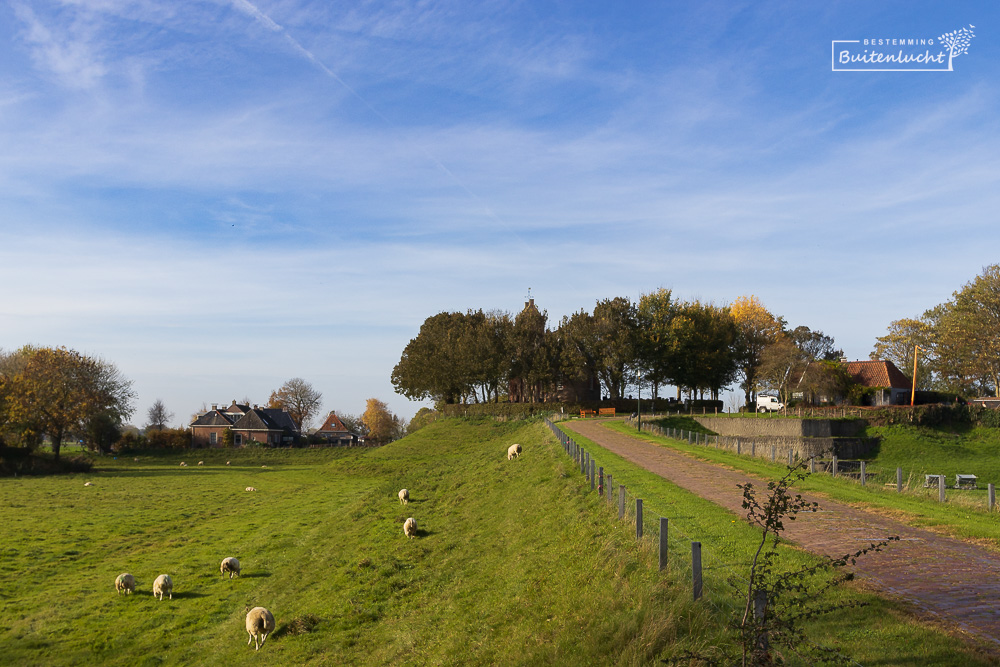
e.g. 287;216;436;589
115;573;135;595
246;607;275;650
245;486;257;492
153;574;173;600
403;517;417;539
398;488;409;505
221;557;241;579
507;443;522;460
179;462;187;467
198;461;204;466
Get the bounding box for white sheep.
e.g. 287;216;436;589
221;557;241;579
403;517;417;539
153;574;173;601
246;606;275;650
226;461;231;466
84;481;93;487
179;462;187;467
245;486;257;492
398;488;409;505
507;443;522;460
133;457;139;463
198;461;204;466
115;573;135;595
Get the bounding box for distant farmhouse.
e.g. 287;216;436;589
190;400;298;448
842;360;912;406
314;411;362;446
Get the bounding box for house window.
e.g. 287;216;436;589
210;432;217;445
235;433;243;446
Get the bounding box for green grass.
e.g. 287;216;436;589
614;418;1000;548
0;419;713;666
3;417;997;665
560;420;1000;665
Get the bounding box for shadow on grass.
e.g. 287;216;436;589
241;572;272;579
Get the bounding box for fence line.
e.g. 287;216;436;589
621;417;1000;512
545;418;752;603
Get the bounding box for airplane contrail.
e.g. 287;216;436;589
228;0;533;253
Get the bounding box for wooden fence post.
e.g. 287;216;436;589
939;475;946;503
810;457;815;474
771;445;776;462
692;542;703;600
599;466;604;496
754;589;769;654
832;456;838;477
897;467;903;493
659;518;668;571
990;483;996;512
619;485;626;520
607;474;613;503
636;499;643;540
860;461;866;486
787;450;793;466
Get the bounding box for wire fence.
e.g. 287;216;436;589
544;418;750;612
628;417;1000;513
545;417;868;666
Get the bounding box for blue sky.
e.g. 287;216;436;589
1;1;997;426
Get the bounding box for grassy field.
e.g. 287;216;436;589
1;419;716;666
632;417;1000;546
2;417;996;665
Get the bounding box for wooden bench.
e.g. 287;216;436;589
580;410;596;418
924;474;944;488
599;408;616;417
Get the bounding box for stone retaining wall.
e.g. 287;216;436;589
694;416;867;438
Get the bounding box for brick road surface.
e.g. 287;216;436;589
566;419;1000;647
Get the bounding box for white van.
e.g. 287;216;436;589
756;395;784;413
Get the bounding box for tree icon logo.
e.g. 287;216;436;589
938;25;975;71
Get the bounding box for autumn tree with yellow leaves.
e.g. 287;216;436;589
731;295;783;409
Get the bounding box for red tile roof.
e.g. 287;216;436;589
844;360;912;390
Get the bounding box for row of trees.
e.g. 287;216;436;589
0;346;136;458
392;292;842;408
872;264;1000;397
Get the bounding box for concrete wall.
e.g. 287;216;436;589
694;417;867;438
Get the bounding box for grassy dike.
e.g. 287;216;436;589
628;418;1000;546
1;418;718;666
561;419;999;665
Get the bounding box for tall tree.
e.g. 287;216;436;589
146;399;174;432
592;297;639;400
268;378;323;431
510;300;553;403
362;398;399;444
731;295;783;408
664;300;737;400
871;316;934;388
934;265;1000;396
636;288;676;401
4;346;135;460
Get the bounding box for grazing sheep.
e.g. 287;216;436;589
115;573;135;595
133;457;139;463
198;461;204;466
84;482;93;487
246;607;275;650
507;443;522;460
398;488;409;505
153;574;173;600
180;462;187;467
403;517;417;539
221;557;241;579
245;486;257;492
226;461;231;466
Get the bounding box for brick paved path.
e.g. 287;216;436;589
566;420;1000;647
